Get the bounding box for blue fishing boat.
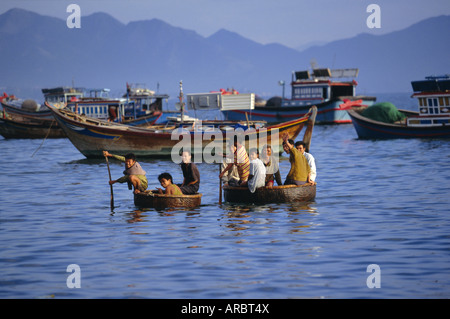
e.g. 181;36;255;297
346;75;450;139
57;84;165;126
220;68;376;124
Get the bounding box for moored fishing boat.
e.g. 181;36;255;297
134;190;202;209
45;98;316;158
219;67;376;124
0;111;65;139
1;84;165;139
1;95;54;120
346;75;450;139
54;84;165;126
223;184;316;204
0;87;84;138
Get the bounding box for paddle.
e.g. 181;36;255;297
105;155;114;211
219;164;223;205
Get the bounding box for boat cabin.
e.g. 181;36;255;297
282;68;359;107
45;84;169;123
41;87;84;108
409;75;450;126
123;84;169;120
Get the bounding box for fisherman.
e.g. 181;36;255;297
103;151;148;194
295;141;317;182
178;150;200;194
221;144;240;187
282;134;312;185
261;144;282;187
219;137;250;186
247;148;266;193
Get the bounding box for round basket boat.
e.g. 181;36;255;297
223;184;316;204
134;190;202;209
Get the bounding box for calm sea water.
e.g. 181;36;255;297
1;93;449;300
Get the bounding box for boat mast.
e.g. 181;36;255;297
179;80;185;124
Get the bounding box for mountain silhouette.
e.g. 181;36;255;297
0;8;448;100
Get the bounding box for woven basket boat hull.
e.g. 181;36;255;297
223;184;316;204
134;191;202;209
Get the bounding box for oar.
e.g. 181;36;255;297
219;164;223;205
105;155;114;211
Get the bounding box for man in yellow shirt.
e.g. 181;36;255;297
282;135;313;185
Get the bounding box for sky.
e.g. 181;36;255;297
1;0;450;49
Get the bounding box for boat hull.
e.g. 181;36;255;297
0;114;65;139
134;191;202;209
347;109;450;139
1;101;54;120
47;102;316;158
222;96;375;124
223;184;316;204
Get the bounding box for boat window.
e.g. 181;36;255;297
330;85;353;98
419;98;423;107
439;97;444;107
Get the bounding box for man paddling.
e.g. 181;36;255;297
103;151;148;194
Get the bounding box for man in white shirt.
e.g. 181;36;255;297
295;141;317;182
248;148;266;193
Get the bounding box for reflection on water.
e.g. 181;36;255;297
220;202;320;236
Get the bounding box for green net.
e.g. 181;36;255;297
361;102;406;123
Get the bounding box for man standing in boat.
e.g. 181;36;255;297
103;151;148;194
295;141;317;182
261;144;282;187
219;136;250;186
282;134;313;186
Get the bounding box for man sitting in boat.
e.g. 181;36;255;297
282;135;312;186
103;151;148;194
157;172;183;195
248;148;266;193
261;144;282;187
178;150;200;194
295;141;317;182
219;137;250;186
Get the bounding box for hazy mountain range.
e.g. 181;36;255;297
1;8;449;101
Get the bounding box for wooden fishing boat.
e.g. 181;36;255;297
0;111;65;139
63;84;168;125
223;184;316;204
0;87;85;138
345;75;450;139
1;96;54;120
45;101;317;158
220;67;376;124
134;190;202;209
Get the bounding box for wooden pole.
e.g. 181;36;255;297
105;155;114;211
219;164;223;205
